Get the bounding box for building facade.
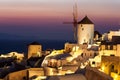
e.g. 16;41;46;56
101;56;120;80
27;42;42;59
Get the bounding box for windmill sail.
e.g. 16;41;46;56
63;0;78;42
73;2;78;41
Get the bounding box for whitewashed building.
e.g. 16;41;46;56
77;16;94;45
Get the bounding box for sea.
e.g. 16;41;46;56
0;40;74;54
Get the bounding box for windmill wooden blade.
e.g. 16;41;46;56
63;0;78;42
73;1;78;41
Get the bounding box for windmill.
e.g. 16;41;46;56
63;1;78;42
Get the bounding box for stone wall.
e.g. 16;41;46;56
29;68;44;78
4;70;28;80
4;68;44;80
85;66;113;80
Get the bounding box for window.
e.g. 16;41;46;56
81;25;83;27
105;45;108;50
84;53;86;56
82;28;84;31
111;65;114;72
90;53;92;56
108;45;110;50
94;53;97;56
101;45;105;50
23;76;27;80
81;53;83;57
110;54;115;56
113;45;117;50
92;61;95;64
110;45;113;50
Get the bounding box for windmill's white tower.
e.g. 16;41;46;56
27;42;42;59
77;16;94;44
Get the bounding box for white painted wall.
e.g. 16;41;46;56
77;24;94;44
28;45;42;59
108;30;120;41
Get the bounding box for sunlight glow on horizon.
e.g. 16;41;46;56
0;0;120;40
0;0;120;19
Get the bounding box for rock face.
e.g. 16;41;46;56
85;66;113;80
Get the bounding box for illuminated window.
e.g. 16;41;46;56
108;45;110;50
113;45;117;50
84;53;86;56
101;45;105;50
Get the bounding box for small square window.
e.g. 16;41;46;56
82;28;84;30
92;61;95;64
81;25;83;27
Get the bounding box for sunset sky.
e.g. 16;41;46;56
0;0;120;40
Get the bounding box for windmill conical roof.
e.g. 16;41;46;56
78;16;93;24
29;41;40;45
